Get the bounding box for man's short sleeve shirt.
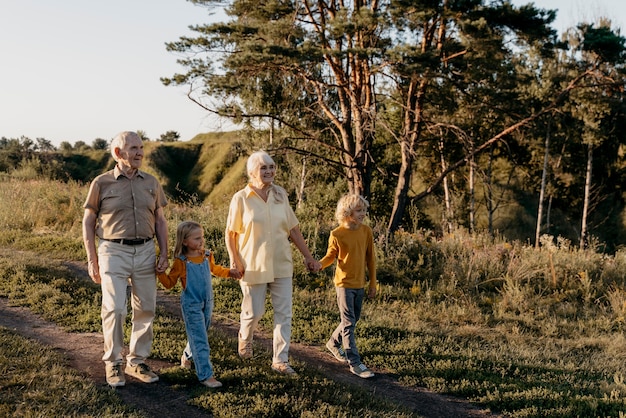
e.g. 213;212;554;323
83;166;167;239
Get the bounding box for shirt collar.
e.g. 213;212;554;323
114;164;145;180
245;183;274;198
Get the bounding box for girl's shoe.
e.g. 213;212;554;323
200;377;223;388
180;354;192;369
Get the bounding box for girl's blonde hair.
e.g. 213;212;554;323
173;220;202;257
246;150;285;203
335;194;369;224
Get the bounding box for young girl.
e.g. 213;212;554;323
318;194;377;378
158;220;241;388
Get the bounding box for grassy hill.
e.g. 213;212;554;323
138;132;248;207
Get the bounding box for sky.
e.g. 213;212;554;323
0;0;624;147
515;0;625;35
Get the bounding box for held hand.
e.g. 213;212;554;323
156;256;169;274
230;260;245;277
88;260;101;284
368;287;377;299
229;268;242;280
306;259;322;273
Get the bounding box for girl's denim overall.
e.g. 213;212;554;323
180;252;215;381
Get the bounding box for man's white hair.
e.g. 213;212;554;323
110;131;140;161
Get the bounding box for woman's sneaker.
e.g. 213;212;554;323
238;339;253;359
350;363;374;378
271;362;297;375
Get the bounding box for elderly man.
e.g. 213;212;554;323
82;131;169;387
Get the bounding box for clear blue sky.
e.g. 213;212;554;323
0;0;623;146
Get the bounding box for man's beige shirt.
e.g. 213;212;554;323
83;165;168;240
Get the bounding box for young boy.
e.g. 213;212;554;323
318;194;377;378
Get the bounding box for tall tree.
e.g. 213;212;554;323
565;22;626;248
384;0;558;234
163;0;624;240
163;0;384;198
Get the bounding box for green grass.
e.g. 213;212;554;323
0;327;144;418
0;252;416;417
4;177;626;416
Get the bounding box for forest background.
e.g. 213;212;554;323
4;0;626;252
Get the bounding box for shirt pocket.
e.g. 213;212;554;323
101;188;125;211
137;186;157;212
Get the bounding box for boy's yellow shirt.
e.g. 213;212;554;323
319;223;376;290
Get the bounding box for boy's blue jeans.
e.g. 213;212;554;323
328;287;364;366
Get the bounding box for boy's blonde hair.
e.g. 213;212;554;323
173;220;202;257
335;194;369;224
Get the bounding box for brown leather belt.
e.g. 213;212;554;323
102;238;152;246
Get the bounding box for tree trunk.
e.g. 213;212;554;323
486;145;494;236
296;156;307;210
440;137;453;233
468;141;475;234
387;140;414;234
580;143;593;249
535;119;551;248
387;77;426;235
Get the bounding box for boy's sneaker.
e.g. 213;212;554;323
350;363;374;379
238;339;253;359
271;362;297;375
325;341;348;363
125;363;159;383
180;354;192;369
105;363;125;387
200;377;223;388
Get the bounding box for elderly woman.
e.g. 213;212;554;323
225;150;320;375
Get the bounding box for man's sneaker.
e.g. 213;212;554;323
200;377;223;388
180;354;192;369
238;339;253;359
325;341;348;363
105;363;125;387
271;362;297;375
350;363;374;379
125;363;159;383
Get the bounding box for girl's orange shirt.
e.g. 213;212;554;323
158;252;231;290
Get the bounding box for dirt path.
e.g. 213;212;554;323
0;260;500;418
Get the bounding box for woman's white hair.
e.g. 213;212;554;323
245;150;285;203
246;150;275;180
